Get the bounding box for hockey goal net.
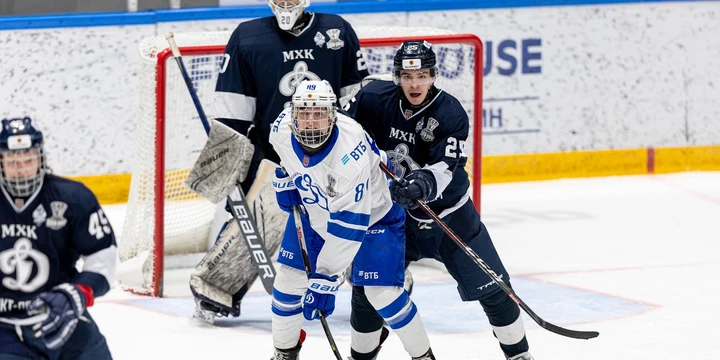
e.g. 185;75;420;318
119;26;483;297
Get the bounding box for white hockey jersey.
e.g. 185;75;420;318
269;109;393;276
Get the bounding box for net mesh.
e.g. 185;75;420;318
120;27;480;296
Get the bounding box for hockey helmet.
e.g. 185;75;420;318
268;0;309;31
393;40;438;86
0;117;47;197
291;80;337;149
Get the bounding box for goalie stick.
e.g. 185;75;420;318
293;206;343;360
379;162;600;340
165;32;276;295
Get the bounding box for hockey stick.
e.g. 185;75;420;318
292;206;343;360
165;32;276;295
380;162;600;340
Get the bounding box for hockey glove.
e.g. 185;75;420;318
303;273;339;321
28;283;92;350
391;170;434;210
273;167;303;213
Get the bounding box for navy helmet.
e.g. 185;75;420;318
0;117;47;197
392;40;438;85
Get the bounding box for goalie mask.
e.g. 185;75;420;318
291;80;337;150
393;40;438;86
0;117;47;197
268;0;309;31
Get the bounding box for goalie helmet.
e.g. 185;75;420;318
291;80;337;149
0;117;47;197
393;40;438;86
268;0;309;31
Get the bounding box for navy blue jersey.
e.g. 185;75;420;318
0;175;116;317
343;80;471;221
213;13;369;163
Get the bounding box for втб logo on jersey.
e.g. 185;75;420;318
279;61;320;96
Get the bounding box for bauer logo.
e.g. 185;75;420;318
311;283;339;292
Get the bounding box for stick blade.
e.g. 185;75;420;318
541;320;600;340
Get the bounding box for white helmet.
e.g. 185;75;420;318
291;80;337;149
268;0;310;31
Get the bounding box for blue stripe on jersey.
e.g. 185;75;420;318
330;210;371;227
327;222;365;242
365;133;381;156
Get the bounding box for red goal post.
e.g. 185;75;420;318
120;29;483;297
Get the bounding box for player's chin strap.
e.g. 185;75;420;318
379;162;600;341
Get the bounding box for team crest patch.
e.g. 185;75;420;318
46;201;68;230
303;155;310;167
415;117;425;133
326;174;338;198
314;31;326;47
32;205;47;226
14;198;24;209
419;117;439;142
325;29;344;50
404;109;413;119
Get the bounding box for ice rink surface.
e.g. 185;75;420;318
99;172;720;359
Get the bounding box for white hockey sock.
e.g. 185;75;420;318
366;286;431;358
271;265;307;349
492;314;527;346
350;327;383;354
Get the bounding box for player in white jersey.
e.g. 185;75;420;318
267;80;435;360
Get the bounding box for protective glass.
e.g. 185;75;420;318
0;148;45;197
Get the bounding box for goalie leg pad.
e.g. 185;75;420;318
190;160;288;316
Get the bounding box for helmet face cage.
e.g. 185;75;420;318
291;106;336;148
0;117;46;197
268;0;309;31
290;80;337;149
0;148;46;197
393;40;438;86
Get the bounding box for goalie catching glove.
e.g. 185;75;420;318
185;120;255;204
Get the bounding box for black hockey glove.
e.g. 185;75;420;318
391;170;434;210
28;283;92;350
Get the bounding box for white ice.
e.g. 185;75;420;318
98;172;720;360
